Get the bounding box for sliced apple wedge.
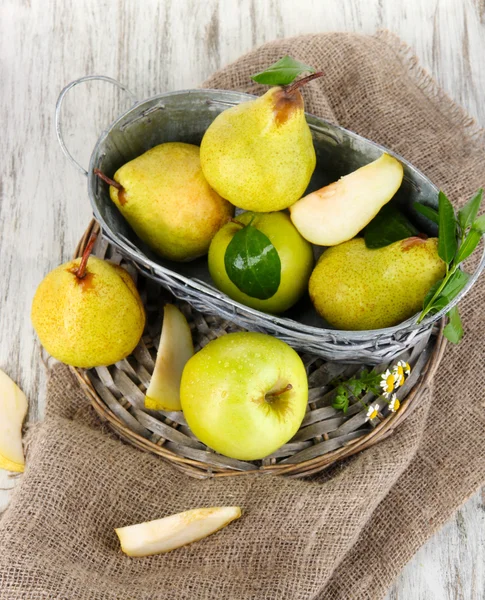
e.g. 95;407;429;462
289;152;404;246
0;369;28;473
115;507;242;557
145;304;194;411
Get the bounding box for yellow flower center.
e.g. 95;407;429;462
385;374;395;392
394;399;400;411
369;408;378;419
396;367;405;387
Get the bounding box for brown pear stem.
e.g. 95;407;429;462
94;168;124;192
231;218;246;228
284;71;324;94
76;232;97;279
265;383;293;402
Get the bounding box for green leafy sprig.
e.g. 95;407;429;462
332;368;382;413
415;188;484;343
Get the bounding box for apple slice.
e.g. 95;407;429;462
289;153;404;246
115;507;242;557
145;304;194;411
0;369;28;473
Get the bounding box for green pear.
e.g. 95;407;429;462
200;82;318;212
96;143;234;262
208;211;313;314
290;153;404;245
31;236;145;367
309;237;446;330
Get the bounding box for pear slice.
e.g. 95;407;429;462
145;304;194;411
115;507;242;557
289;153;404;246
0;370;28;473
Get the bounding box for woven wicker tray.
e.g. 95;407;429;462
72;221;447;479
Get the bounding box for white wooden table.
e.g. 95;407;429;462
1;1;484;597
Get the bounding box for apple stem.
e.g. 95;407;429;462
94;168;124;192
284;71;324;94
266;383;293;402
76;232;97;279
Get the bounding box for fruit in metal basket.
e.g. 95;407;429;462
31;234;145;368
199;76;322;212
95;143;234;262
0;370;28;473
309;237;446;330
180;332;308;460
289;153;404;246
115;507;241;557
145;304;194;411
208;211;314;314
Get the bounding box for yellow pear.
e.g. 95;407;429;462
0;370;28;473
31;235;145;368
115;507;242;557
290;153;404;245
309;237;446;330
95;143;234;262
145;304;194;411
200;77;322;212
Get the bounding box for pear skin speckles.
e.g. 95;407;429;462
309;237;446;330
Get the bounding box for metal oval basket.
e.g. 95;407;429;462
56;76;485;364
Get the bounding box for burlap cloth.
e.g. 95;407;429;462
1;31;484;600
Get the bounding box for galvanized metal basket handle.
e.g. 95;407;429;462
55;75;138;176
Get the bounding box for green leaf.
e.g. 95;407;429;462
364;204;419;249
458;188;483;231
437;191;457;264
441;269;470;301
443;306;463;344
224;225;281;300
473;214;485;233
250;55;316;86
413;202;439;225
423;278;444;308
332;393;349;413
423;270;470;314
455;228;482;264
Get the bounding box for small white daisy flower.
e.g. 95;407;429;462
366;403;379;421
393;361;411;388
388;394;400;413
380;369;396;397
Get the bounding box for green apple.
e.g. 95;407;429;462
208;211;313;314
180;332;308;460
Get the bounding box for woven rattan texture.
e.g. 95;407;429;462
72;221;445;478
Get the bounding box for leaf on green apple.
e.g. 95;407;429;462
224;225;281;300
250;55;316;86
364;203;419;249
